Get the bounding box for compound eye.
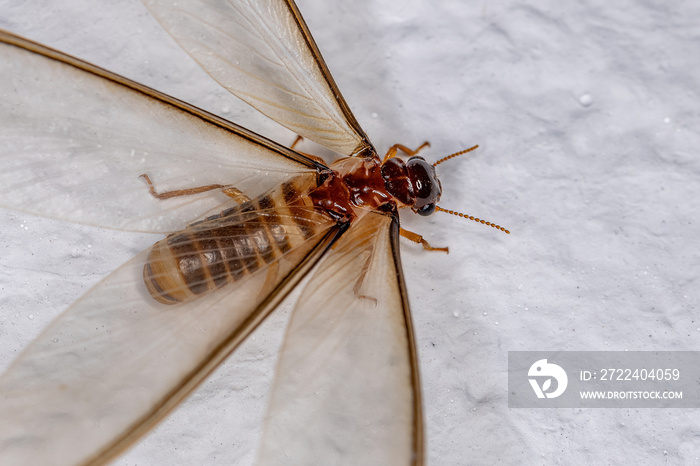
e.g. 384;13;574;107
414;203;435;216
407;157;441;200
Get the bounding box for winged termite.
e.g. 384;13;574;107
0;0;506;464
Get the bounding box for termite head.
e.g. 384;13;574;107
379;144;509;234
381;156;442;216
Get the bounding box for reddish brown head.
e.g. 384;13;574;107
380;156;442;216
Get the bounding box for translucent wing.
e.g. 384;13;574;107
0;193;344;466
143;0;374;158
0;30;320;233
258;211;424;465
0;30;350;464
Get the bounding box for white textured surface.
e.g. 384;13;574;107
1;0;699;464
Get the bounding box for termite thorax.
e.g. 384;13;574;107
311;156;395;221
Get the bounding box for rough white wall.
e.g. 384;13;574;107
0;0;698;464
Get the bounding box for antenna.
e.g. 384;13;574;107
433;145;479;167
435;206;510;234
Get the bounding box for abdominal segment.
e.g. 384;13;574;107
143;175;323;304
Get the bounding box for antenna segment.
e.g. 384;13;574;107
432;145;479;166
435;206;510;234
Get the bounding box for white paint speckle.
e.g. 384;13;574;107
579;93;593;107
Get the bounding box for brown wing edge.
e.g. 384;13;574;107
387;215;425;466
83;223;349;465
282;0;375;158
0;29;328;172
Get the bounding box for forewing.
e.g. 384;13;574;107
0;31;318;233
258;212;424;465
143;0;373;159
0;197;343;466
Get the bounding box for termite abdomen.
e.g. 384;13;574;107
143;178;321;305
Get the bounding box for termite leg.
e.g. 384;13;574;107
259;261;280;299
400;228;449;253
382;141;431;163
290;135;303;150
351;250;378;305
329;240;377;302
139;174;251;204
290;136;327;164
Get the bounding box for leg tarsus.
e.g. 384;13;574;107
140;174;225;200
400;228;449;253
382;141;431;163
